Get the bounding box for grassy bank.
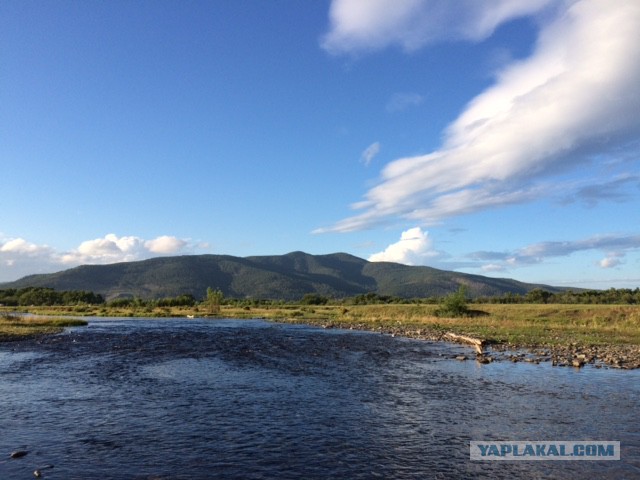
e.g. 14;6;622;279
3;303;638;346
234;303;640;346
0;314;88;342
2;303;639;367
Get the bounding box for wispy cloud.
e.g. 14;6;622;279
0;233;196;282
368;230;639;277
386;92;424;113
369;227;441;265
318;0;640;233
570;174;640;208
361;141;381;166
469;233;640;271
321;0;554;54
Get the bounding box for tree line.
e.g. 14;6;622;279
1;286;638;307
0;287;105;306
474;288;640;305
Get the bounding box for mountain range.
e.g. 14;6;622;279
1;251;565;301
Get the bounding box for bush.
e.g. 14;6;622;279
300;293;329;305
436;286;469;317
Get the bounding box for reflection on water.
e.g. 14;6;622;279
0;318;638;479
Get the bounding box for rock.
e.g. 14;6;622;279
455;355;467;361
572;359;585;368
33;465;54;478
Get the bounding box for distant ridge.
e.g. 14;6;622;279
1;251;565;301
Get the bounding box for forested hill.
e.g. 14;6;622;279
1;251;563;301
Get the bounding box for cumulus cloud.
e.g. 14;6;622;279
145;235;188;254
61;234;189;265
0;238;52;256
599;254;623;269
369;227;440;265
0;236;56;280
318;0;640;233
322;0;554;54
0;233;194;282
361;142;381;166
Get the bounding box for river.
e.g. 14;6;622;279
0;318;638;479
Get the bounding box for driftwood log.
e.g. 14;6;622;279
443;332;485;354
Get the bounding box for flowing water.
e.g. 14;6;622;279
0;318;638;479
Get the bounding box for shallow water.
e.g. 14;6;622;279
0;318;638;479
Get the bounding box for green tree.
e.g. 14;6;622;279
206;287;224;314
525;288;552;304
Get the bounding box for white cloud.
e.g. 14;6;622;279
319;0;640;233
599;253;624;269
481;263;506;272
0;236;56;281
599;257;620;269
0;238;52;256
369;227;440;265
0;233;195;282
361;141;381;166
386;92;424;112
322;0;554;54
61;234;189;265
65;234;146;264
145;235;188;254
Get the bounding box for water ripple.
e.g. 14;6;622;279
0;318;637;479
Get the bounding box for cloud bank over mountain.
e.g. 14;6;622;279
0;233;195;282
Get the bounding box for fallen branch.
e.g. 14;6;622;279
443;332;484;354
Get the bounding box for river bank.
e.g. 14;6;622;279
0;314;88;342
277;316;640;369
267;304;640;369
2;303;639;369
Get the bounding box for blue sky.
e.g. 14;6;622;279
1;0;639;289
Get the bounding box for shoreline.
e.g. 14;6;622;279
271;317;640;370
2;306;639;369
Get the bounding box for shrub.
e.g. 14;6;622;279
300;293;329;305
436;286;469;317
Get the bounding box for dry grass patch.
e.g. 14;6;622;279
0;314;87;341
